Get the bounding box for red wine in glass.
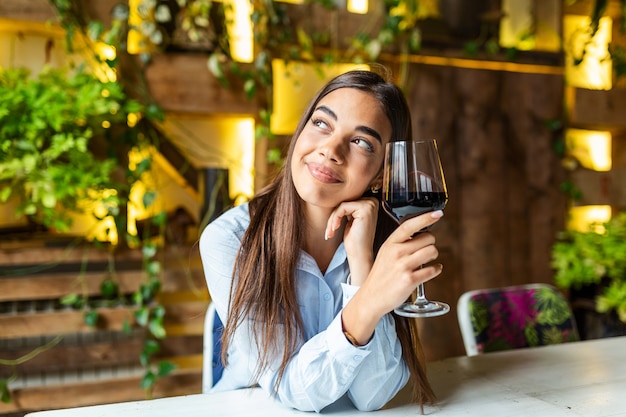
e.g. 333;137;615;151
382;139;450;318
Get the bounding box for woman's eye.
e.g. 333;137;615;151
312;118;329;130
353;138;374;152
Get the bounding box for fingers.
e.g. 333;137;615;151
325;198;378;240
388;210;444;244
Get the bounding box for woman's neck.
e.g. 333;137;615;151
302;204;344;275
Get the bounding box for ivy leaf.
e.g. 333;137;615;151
84;310;99;327
140;371;156;390
0;379;11;403
142;190;157;209
157;360;177;377
207;53;228;87
135;306;150;326
149;316;167;339
243;79;256;100
60;293;80;307
122;319;132;335
142;244;158;259
100;278;119;299
87;21;104;41
143;339;161;355
152;210;167;227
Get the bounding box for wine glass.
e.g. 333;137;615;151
382;139;449;318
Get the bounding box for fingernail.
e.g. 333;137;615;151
431;210;444;219
324;231;329;241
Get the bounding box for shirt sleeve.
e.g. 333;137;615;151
200;207;408;412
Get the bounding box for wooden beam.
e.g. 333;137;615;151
0;370;201;414
143;53;261;115
569;87;626;129
0;300;207;339
0;0;58;23
0;271;207;302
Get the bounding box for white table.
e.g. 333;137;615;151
26;336;626;417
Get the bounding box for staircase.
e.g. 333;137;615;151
0;236;209;416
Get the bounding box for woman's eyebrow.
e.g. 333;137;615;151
314;105;383;144
357;126;383;144
315;105;337;120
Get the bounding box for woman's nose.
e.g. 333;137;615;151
318;134;345;164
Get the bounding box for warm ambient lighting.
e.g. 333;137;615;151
224;0;253;63
157;115;256;201
568;205;612;233
566;129;612;171
499;0;560;52
347;0;368;14
271;60;369;134
127;0;156;55
564;15;612;90
499;0;535;50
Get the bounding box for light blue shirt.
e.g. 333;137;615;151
199;203;409;412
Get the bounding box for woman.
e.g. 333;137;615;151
199;69;443;412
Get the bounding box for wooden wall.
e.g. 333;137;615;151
401;62;568;360
0;241;208;415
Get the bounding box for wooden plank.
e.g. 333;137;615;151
0;243;143;266
143;54;261;115
570;87;626;129
0;242;205;268
1;337;144;375
0;0;58;23
1;335;202;375
0;308;135;339
0;301;208;339
0;370;201;414
0;270;144;302
0;272;207;302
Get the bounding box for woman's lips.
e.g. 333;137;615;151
306;162;342;183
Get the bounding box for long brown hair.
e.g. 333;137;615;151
221;69;436;407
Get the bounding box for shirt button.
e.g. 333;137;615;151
323;293;331;301
353;355;363;361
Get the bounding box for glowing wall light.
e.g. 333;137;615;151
566;128;612;171
224;0;253;63
567;205;612;233
93;42;117;82
271;60;369;134
158;115;256;200
564;15;612;90
499;0;535;50
500;0;561;52
127;0;157;55
348;0;368;14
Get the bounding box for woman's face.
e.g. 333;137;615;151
291;87;392;209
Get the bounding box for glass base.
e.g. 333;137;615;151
394;300;450;318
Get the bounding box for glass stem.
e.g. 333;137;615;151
415;283;428;305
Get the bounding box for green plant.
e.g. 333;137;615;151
0;66;138;231
0;64;176;400
551;212;626;322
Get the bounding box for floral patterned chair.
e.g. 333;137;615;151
457;283;580;356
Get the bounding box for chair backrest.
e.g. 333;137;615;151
202;302;225;393
457;283;580;356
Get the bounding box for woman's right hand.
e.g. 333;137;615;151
365;210;444;315
340;210;444;344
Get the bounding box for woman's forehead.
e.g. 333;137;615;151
316;88;392;143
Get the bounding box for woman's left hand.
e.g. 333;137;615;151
325;197;379;285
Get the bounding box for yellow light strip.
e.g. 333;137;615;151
568;205;612;233
390;53;564;75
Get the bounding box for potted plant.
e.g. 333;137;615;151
551;211;626;339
